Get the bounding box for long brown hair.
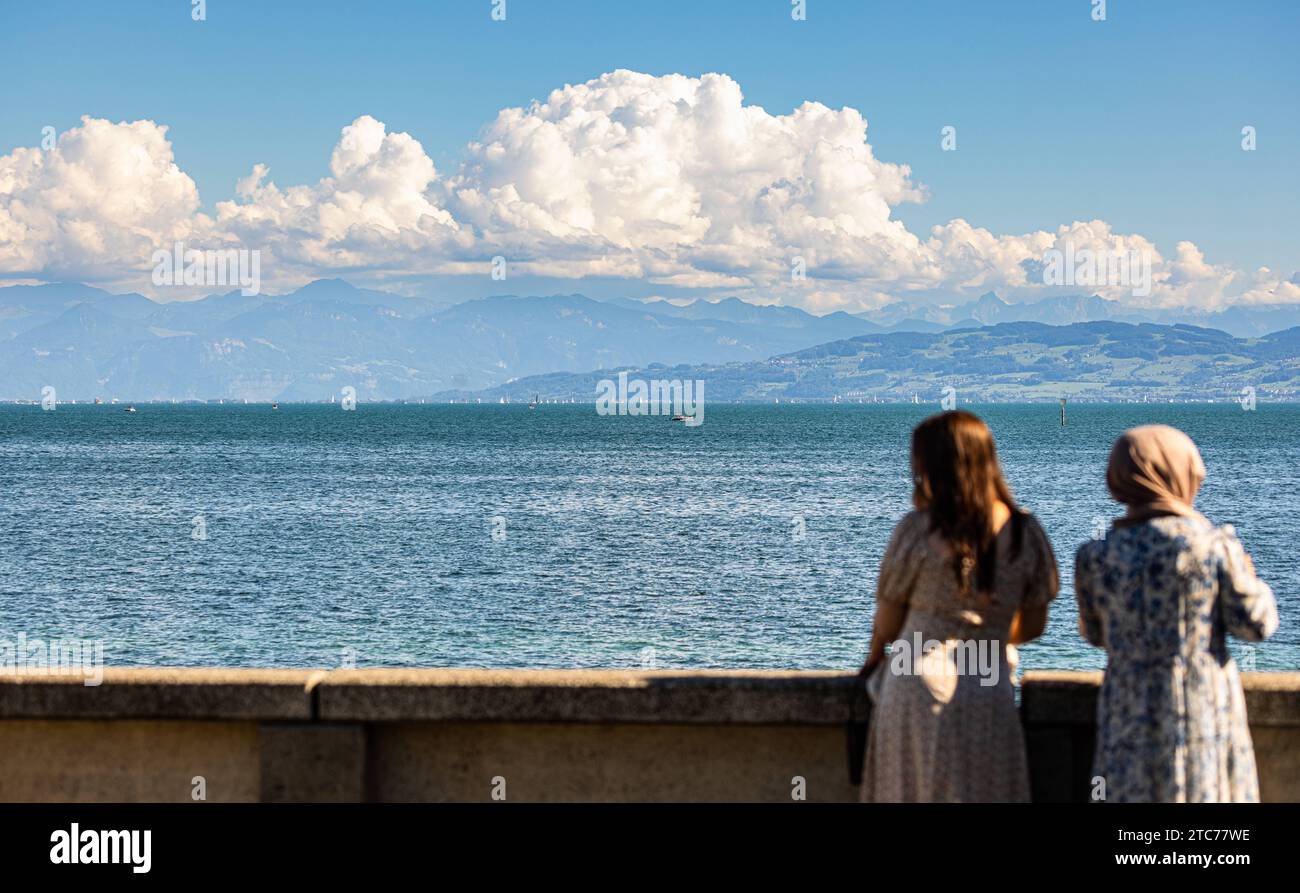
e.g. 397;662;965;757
911;411;1023;596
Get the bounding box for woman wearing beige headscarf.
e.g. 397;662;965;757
1075;425;1279;802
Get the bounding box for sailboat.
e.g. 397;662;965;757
528;393;539;409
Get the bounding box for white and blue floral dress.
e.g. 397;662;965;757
1075;516;1279;802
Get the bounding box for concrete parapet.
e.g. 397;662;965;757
0;669;1294;802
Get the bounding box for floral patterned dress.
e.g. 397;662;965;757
1075;516;1279;802
861;509;1059;802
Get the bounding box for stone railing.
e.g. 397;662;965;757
0;669;1296;802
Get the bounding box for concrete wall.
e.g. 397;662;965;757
0;669;1296;802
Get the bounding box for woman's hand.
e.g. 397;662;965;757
1008;604;1048;645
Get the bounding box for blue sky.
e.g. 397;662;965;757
1;0;1297;307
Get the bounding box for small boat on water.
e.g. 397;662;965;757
528;393;539;409
123;405;137;413
271;403;280;410
671;415;688;422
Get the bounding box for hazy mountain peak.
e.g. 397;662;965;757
291;278;361;295
9;279;1300;401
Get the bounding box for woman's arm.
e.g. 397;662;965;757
1008;603;1048;645
857;513;924;675
1218;530;1279;642
861;599;908;674
1010;513;1057;648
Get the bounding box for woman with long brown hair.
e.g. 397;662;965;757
858;410;1059;802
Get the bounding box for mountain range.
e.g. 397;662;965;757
848;290;1300;338
4;279;1300;401
432;321;1300;403
0;280;880;400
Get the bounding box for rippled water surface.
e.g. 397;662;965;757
0;403;1295;671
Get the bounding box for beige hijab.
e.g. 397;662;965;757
1106;425;1207;527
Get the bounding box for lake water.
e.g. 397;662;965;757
0;402;1294;672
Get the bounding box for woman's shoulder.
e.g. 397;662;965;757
1075;532;1105;568
885;509;931;550
1174;516;1248;558
1091;515;1229;561
1015;508;1046;532
1014;508;1052;547
1151;514;1232;549
894;508;930;536
1011;509;1057;562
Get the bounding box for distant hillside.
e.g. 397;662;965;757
433;321;1300;403
0;281;877;401
8;279;1300;401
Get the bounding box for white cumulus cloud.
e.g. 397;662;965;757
0;116;207;283
215;115;467;284
0;71;1288;310
446;70;928;288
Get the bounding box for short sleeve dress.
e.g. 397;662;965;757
1075;516;1279;802
861;509;1059;802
